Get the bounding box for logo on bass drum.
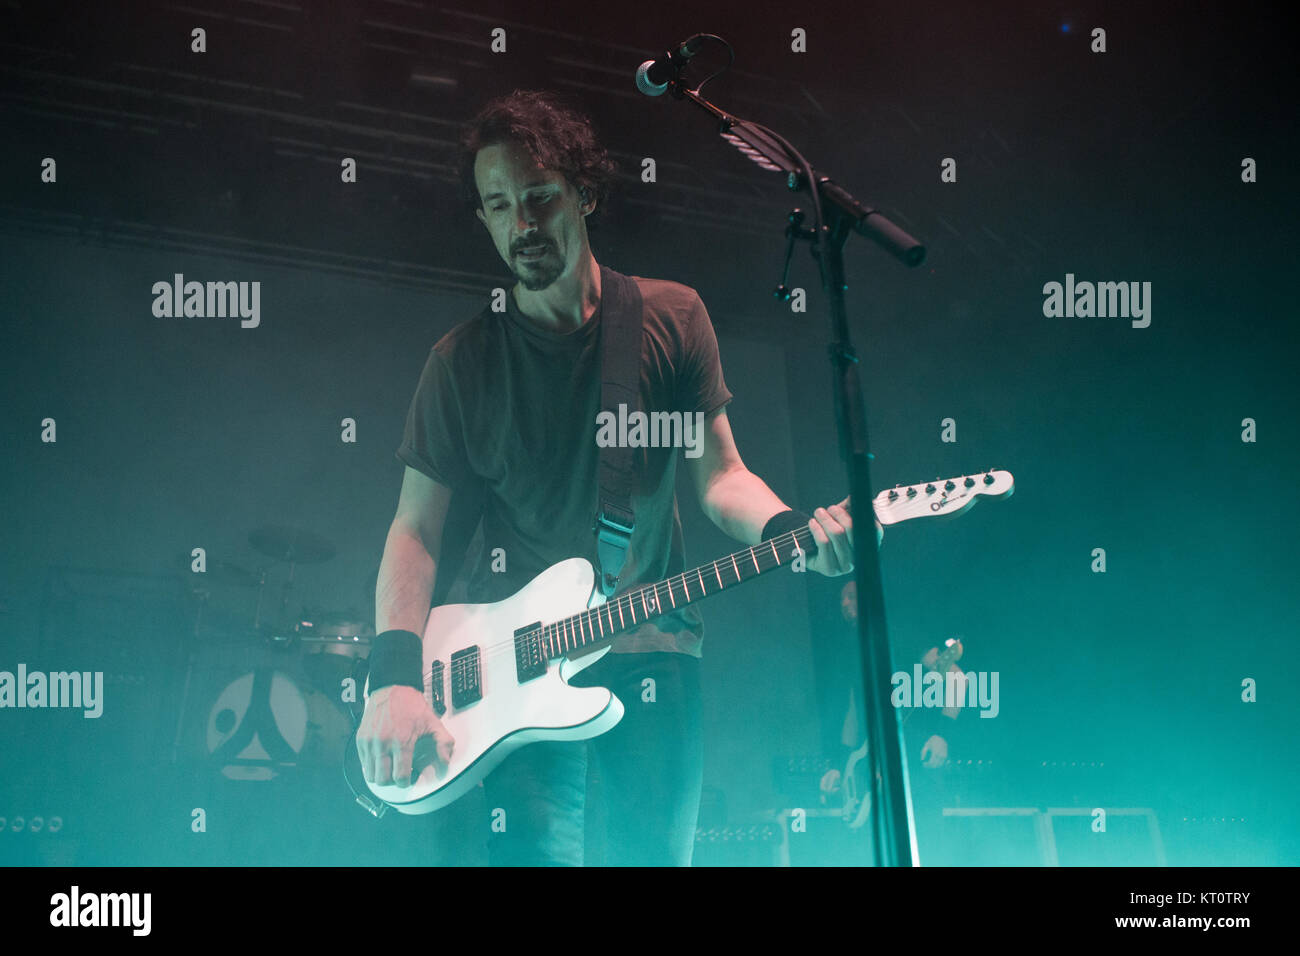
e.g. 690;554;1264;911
205;668;348;780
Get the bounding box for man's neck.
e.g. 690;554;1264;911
512;253;601;333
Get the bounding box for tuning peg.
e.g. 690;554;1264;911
964;477;975;488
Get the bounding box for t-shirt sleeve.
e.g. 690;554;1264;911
677;291;733;416
395;345;473;491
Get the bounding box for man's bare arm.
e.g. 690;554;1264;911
685;408;866;575
375;465;452;634
360;465;456;788
685;408;784;544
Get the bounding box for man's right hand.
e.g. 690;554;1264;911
356;685;455;787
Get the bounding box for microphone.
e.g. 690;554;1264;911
635;35;707;96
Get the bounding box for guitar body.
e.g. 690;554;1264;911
363;557;625;815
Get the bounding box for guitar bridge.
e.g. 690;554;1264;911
514;622;548;684
449;646;481;708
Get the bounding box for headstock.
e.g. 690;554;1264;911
873;469;1014;526
927;635;965;674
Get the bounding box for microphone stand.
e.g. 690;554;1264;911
658;72;926;866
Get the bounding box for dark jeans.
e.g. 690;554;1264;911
481;650;702;866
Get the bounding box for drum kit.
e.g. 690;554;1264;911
174;525;372;781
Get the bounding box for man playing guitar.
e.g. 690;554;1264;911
355;90;879;866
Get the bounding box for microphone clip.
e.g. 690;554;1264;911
774;208;818;301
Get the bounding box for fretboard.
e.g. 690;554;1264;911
540;526;817;659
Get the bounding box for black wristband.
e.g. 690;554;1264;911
761;509;818;555
368;629;424;693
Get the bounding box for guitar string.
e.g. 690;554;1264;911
404;481;989;682
427;527;817;682
432;480;991;680
431;483;978;683
435;527;812;676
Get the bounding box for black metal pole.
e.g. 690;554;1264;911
817;212;918;867
660;69;925;866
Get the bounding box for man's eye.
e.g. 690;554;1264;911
490;205;507;212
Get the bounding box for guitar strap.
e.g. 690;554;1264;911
428;485;485;608
593;265;644;597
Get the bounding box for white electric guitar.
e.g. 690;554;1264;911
357;469;1014;814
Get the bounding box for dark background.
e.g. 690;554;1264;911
1;0;1295;866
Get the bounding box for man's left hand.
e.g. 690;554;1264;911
806;496;882;577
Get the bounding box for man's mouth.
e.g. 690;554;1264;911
516;244;549;259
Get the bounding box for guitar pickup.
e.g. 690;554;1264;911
449;646;482;709
429;660;446;717
514;622;548;684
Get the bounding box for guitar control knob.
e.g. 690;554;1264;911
964;477;976;488
944;480;956;491
924;484;936;494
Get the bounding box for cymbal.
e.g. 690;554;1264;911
248;526;336;564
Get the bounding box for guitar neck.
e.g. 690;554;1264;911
541;526;817;659
535;466;1015;660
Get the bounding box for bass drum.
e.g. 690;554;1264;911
294;617;372;690
205;668;352;780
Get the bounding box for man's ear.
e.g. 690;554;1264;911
579;186;595;215
475;206;487;227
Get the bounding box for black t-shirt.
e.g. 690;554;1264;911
396;264;732;657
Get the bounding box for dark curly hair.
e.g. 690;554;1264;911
458;89;616;222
